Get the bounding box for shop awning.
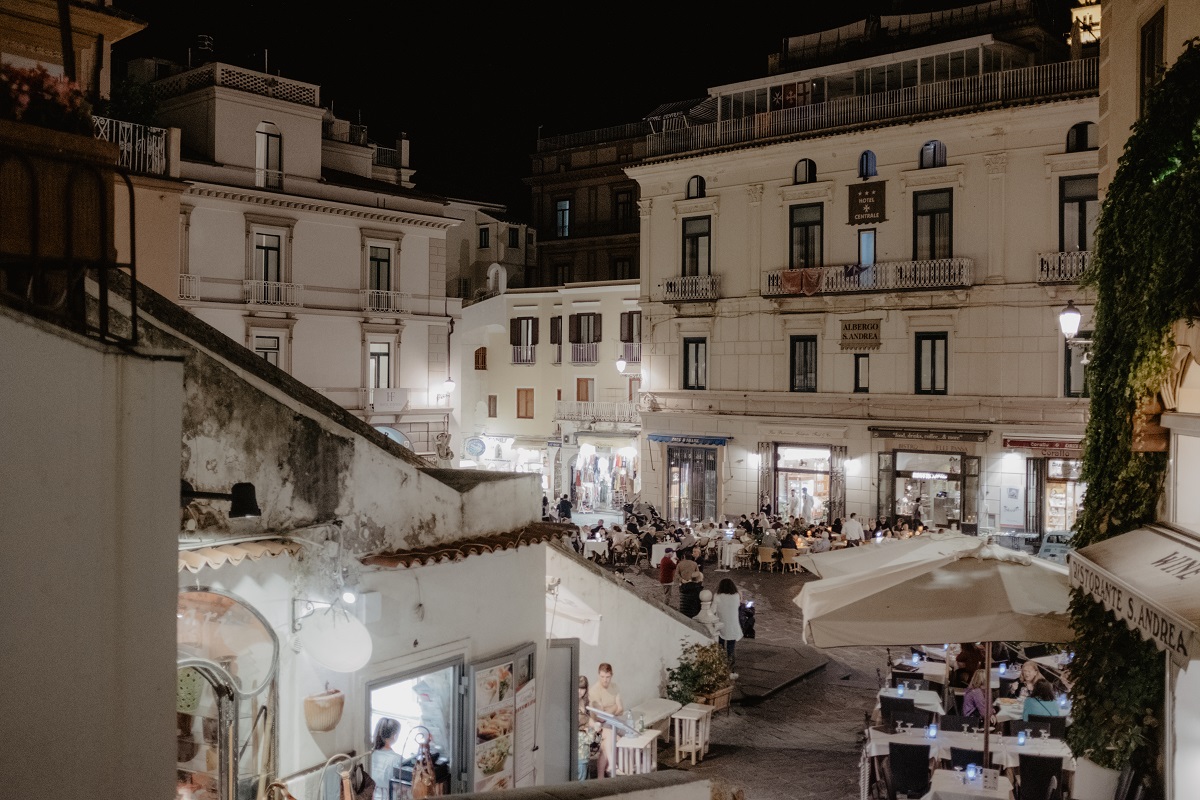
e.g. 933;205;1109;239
178;539;303;574
1068;525;1200;665
647;434;731;445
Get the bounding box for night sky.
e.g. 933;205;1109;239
109;1;1074;220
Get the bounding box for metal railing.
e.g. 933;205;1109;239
150;63;320;106
762;258;973;296
373;146;401;168
92;116;169;176
647;58;1097;158
1037;251;1091;283
623;342;642;363
555;401;640;424
179;274;200;301
322;119;368;145
361;289;411;313
662;274;721;302
552;343;562;364
537;121;653;152
244;279;303;306
512;344;537;365
571;342;598;364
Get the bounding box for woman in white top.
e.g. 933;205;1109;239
369;718;403;800
712;578;744;676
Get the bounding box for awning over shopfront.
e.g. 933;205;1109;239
1068;525;1200;665
178;539;303;574
647;434;730;445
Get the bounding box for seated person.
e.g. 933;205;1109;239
760;528;779;548
962;668;991;722
809;530;831;553
953;642;985;688
781;529;801;550
1022;679;1062;721
639;529;657;554
1011;660;1042;699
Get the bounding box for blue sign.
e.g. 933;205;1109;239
647;434;730;446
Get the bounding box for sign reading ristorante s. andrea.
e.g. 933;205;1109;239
848;181;886;224
840;318;881;350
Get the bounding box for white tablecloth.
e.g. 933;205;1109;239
896;659;1002;689
651;543;673;565
924;768;1013;800
718;540;740;569
878;687;946;716
867;728;1074;774
583;540;609;559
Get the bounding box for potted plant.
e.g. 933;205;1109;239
665;640;734;712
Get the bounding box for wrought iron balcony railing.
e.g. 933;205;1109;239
662;274;720;302
244;279;303;306
622;342;642;363
571;342;598;364
1037;251;1091;283
512;344;537;365
762;258;973;297
92;116;169;176
555;401;640;424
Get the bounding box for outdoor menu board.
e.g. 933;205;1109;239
513;680;536;787
470;643;535;793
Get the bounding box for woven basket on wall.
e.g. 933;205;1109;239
304;687;345;732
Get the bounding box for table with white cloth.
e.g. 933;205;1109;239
651;543;674;566
876;687;946;717
894;659;1002;690
992;697;1071;726
923;768;1014;800
717;539;740;570
583;539;609;560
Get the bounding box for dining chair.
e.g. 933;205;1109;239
892;709;933;729
885;742;932;799
939;714;982;732
949;746;985;772
1006;719;1052;738
1016;753;1064;800
779;547;801;572
890;674;930;692
757;545;777;572
879;695;917;728
1026;714;1068;739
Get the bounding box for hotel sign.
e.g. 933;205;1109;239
848;181;886;224
841;319;881;350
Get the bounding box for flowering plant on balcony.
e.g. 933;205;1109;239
0;63;93;135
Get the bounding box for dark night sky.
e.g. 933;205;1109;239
109;1;1073;220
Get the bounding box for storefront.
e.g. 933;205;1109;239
648;434;729;523
871;427;985;533
569;436;639;514
1003;439;1087;537
765;443;846;524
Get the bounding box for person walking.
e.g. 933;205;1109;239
678;571;704;618
842;512;865;546
557;494;573;521
658;547;677;603
712;578;744;678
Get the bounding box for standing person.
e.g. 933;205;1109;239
658;547;677;602
576;675;600;780
712;578;744;678
678;571;704;618
542;494;550;518
587;663;624;778
842;512;865;546
800;486;815;521
369;718;403;800
953;642;985;688
557;494;573;521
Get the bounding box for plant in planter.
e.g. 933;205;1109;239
0;62;92;133
665;640;732;706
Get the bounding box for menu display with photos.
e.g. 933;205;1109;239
514;680;536;788
473;662;515;791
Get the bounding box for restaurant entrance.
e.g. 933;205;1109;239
667;445;717;523
878;450;980;533
769;444;846;524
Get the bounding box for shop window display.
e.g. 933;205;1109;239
893;452;962;528
774;446;831;522
573;443;639;513
1044;458;1085;534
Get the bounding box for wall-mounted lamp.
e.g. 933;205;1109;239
180;480;261;518
1058;300;1092;363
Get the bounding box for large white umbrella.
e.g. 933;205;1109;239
795;530;980;579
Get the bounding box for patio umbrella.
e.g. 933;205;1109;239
794;541;1073;765
795;530;980;579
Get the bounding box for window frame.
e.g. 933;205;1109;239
516;388;534;419
619;311;642;343
474;347;487;371
1140;9;1165;117
914;331;948;395
367;244;392;292
507;227;520;248
253;333;281;366
554;198;571;238
1059;175;1099;253
789;203;824;269
612;256;634;280
615;189;634;222
918;140;947;169
487;394;498;418
858;150;877;180
681;216;712;277
912;188;953;260
789;335;818;392
255;123;282;189
368;341;392;389
478;225;490;249
1066;122;1098;153
254;232;282;283
686;175;706;199
794;158;817;184
683;337;707;390
854;354;869;393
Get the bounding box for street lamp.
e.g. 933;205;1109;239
1058;300;1092;364
615;356;627;373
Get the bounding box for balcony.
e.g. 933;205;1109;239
179;274;200;301
555;401;640;424
368;387;408;412
762;258;973;297
361;289;411;314
663;274;720;302
150;63;320;107
92;116;169;176
244;280;303;306
622;342;642;363
512;344;537;365
552;343;562;364
647;58;1097;159
571;342;598;364
1037;251;1091;284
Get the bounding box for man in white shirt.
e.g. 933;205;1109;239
842;512;865;546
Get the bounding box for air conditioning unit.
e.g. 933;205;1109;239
371;388;408;413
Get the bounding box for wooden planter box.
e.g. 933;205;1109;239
696;684;734;714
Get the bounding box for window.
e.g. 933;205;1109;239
254;334;281;366
915;332;948;395
474;347;487;370
918;140;947;169
255;123;282;189
255;233;282;283
555;199;571;237
478;225;490;248
550;316;562;363
510;317;538;347
682;216;711;277
517;388;534;419
369;342;391;389
568;313;600;344
1065;332;1092;398
487;395;497;418
858;150;877;180
554;262;572;285
619;311;642;343
1140;9;1165;116
790;335;817;392
789;204;823;269
615;190;634;222
368;245;391;292
612;256;634;280
686;175;706;199
859;229;876;267
576;378;593;402
507;227;520;248
1066;122;1098;152
683;337;707;390
854;354;869;393
794;159;817;184
913;189;952;260
1060;175;1099;252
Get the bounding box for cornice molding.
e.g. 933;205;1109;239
186;186;457;230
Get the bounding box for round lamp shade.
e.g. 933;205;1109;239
298;608;373;672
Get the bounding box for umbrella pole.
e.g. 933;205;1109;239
983;643;991;769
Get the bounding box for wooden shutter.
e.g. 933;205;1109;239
550;316;561;344
632;311;641;341
593;313;602;342
568;314;580;344
620;312;631;343
531;318;540;345
509;318;520;346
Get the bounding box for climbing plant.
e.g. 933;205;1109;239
1066;38;1200;782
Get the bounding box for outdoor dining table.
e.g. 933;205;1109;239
924;768;1014;800
877;686;946;716
629;697;681;743
991;697;1071;725
717;538;740;570
894;659;1002;689
583;539;609;559
866;727;1071;769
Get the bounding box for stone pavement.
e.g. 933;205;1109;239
599;552;891;799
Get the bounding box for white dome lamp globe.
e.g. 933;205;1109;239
297;606;373;673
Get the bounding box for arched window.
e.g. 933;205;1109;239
474;347;487;370
1066;122;1098;152
919;140;947;169
686;175;706;199
794;159;817;184
858;150;877;180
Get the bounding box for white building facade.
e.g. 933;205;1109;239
630;20;1099;540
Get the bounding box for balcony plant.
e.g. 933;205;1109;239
665;640;732;708
0;62;92;134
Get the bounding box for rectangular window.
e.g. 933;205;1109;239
1060;175;1099;252
255;129;282;189
509;316;538;347
683;337;707;390
368;245;391;291
576;378;593;402
487;395;498;418
615;190;634;222
789;204;823;269
554;262;572;285
790;335;817;392
619;311;642;343
1140;9;1165;116
507;227;520;248
854;354;869;393
517;388;534;419
613;257;634;280
369;342;391;389
254;334;281;366
255;233;281;282
682;216;711;277
569;313;601;344
913;189;952;260
555;199;571;237
915;332;948;395
859;229;876;266
1065;332;1092;398
478;225;490;248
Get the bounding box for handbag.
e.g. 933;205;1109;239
339;762;375;800
410;729;444;799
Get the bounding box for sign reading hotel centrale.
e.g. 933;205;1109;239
848;181;886;224
840;318;881;350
